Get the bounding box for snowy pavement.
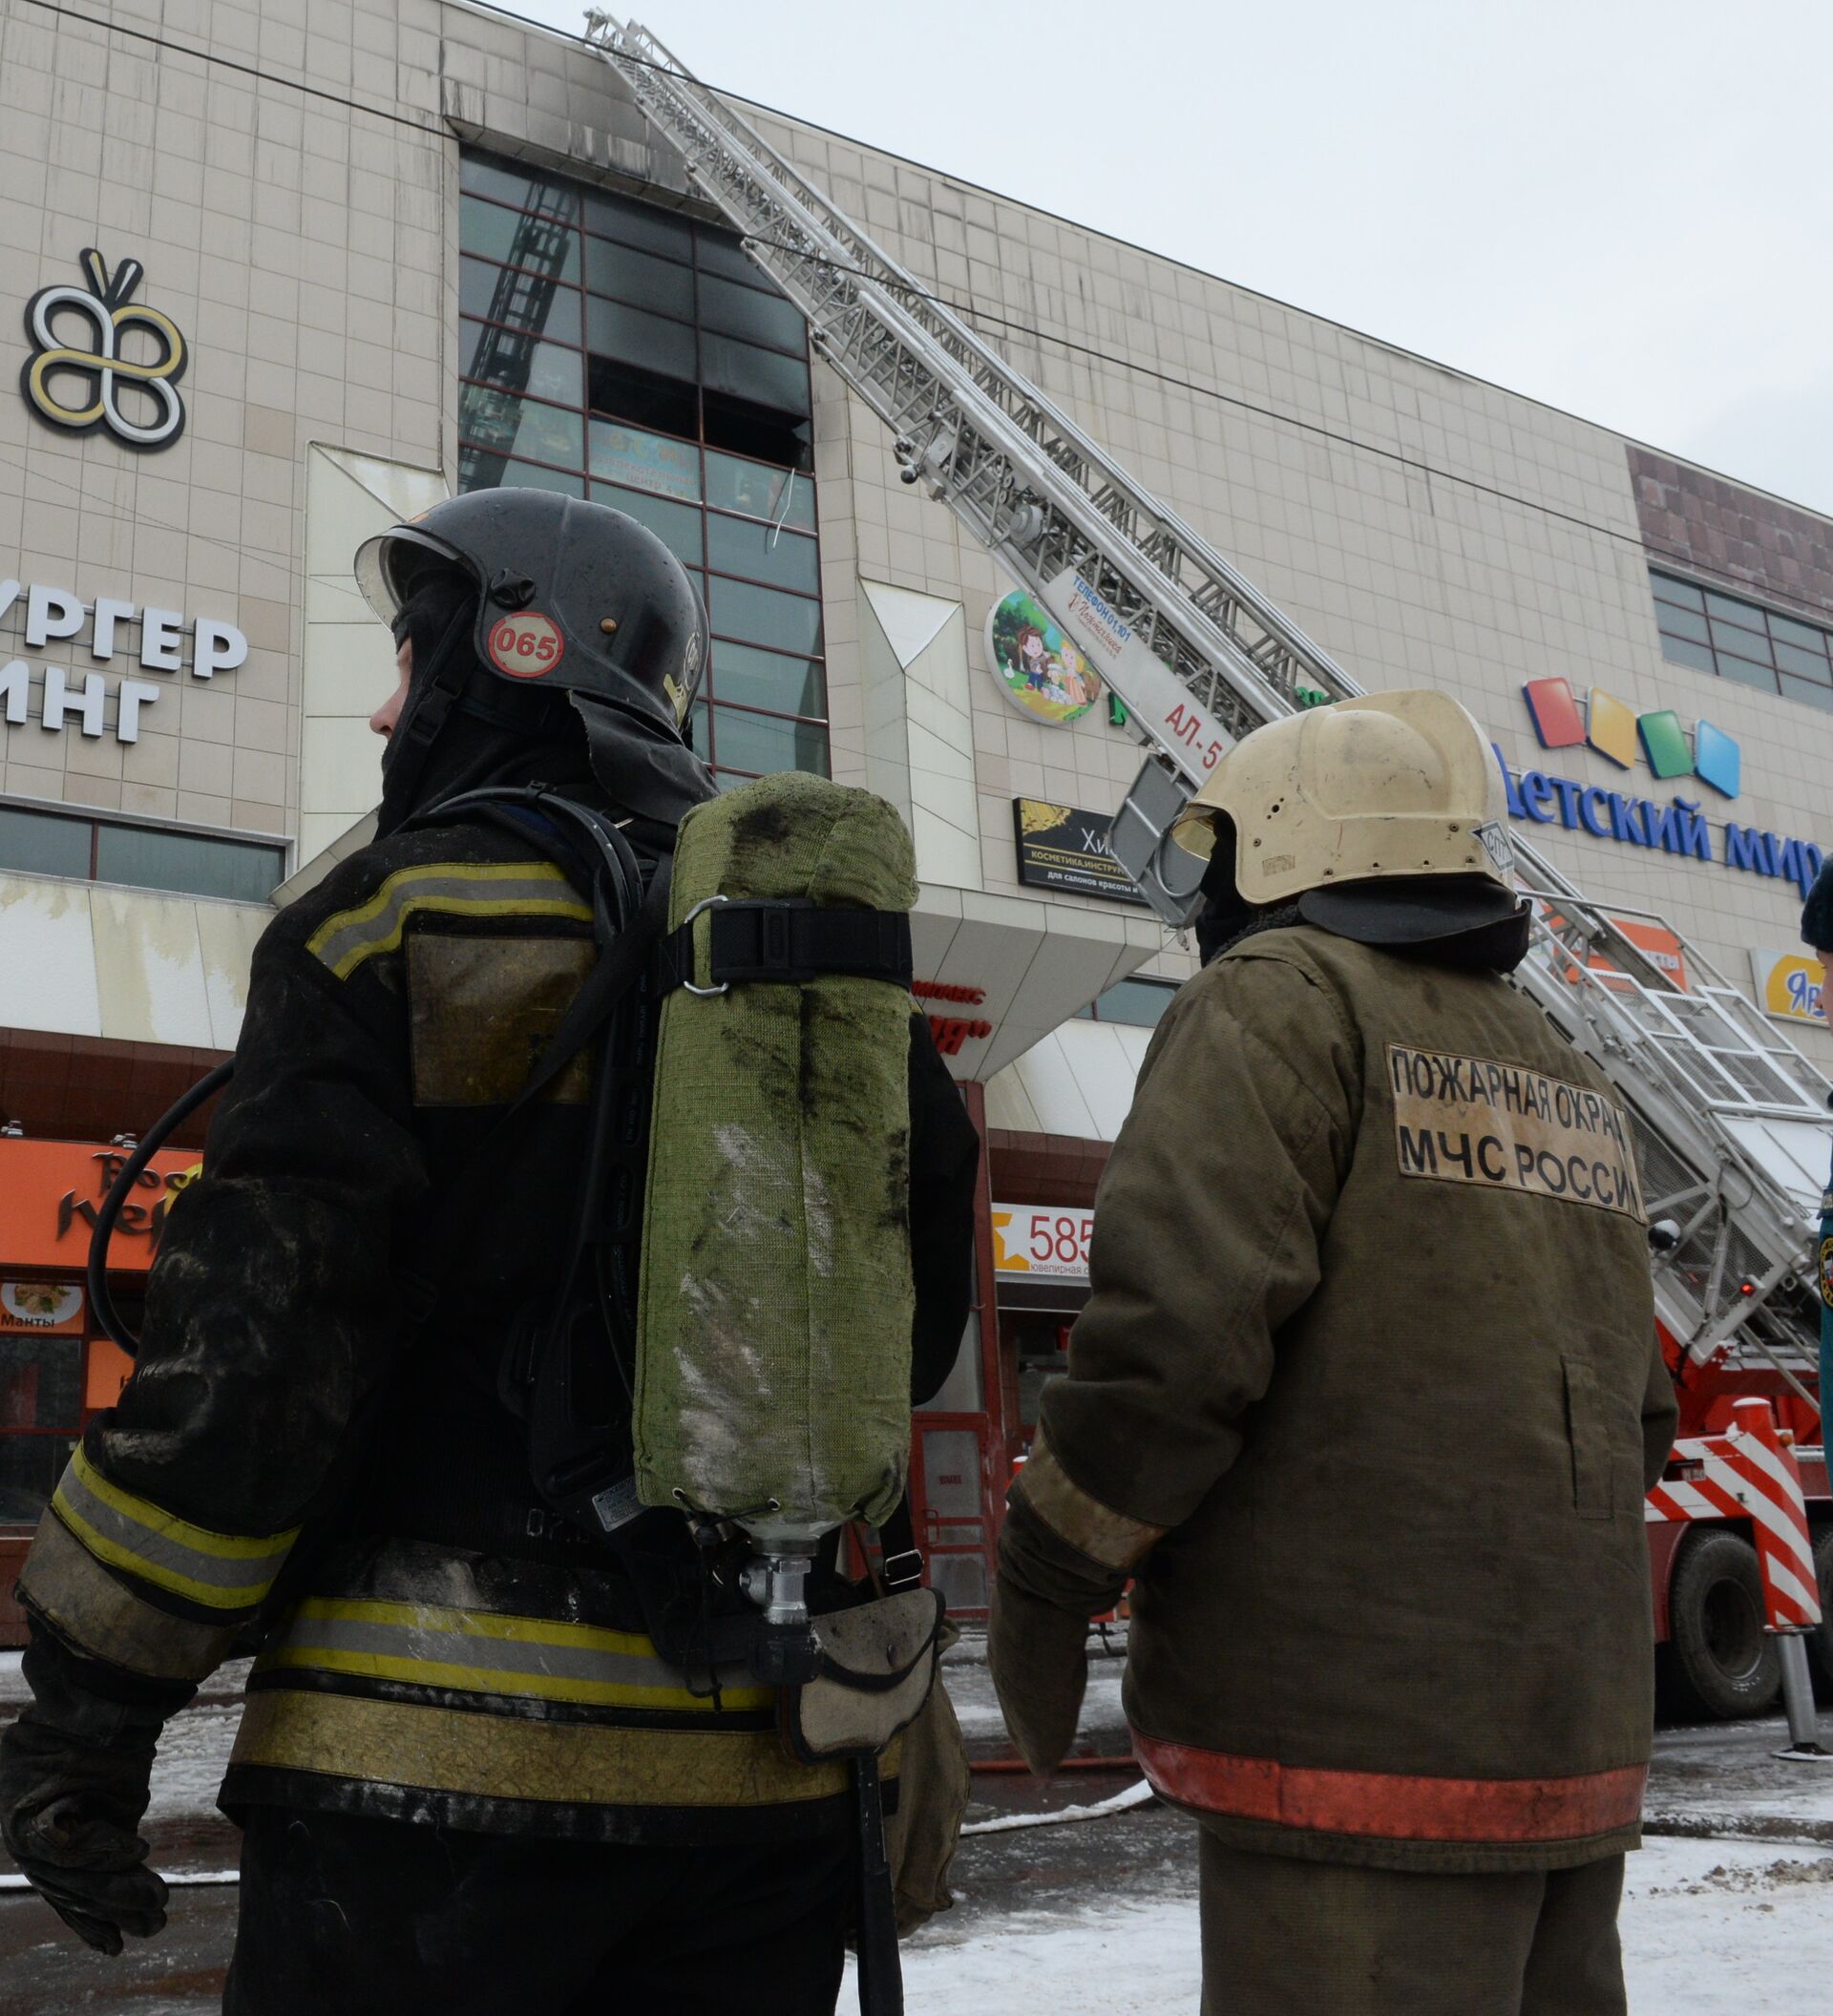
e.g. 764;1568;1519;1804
2;1646;1831;2010
852;1835;1833;2016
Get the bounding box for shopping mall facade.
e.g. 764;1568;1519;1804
3;0;1832;1628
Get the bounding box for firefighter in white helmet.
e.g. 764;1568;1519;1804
990;691;1677;2015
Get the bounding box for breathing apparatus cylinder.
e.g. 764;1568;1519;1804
634;771;919;1555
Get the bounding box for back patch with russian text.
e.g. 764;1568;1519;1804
1386;1042;1645;1221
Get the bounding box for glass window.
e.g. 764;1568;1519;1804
710;576;823;658
0;1429;75;1524
702;391;811;471
590;482;705;567
460;154;579;220
1709;620;1770;662
700;333;811;416
1108;978;1177;1025
586;419;701;500
1774;640;1833;682
1779;674;1833;712
1654;605;1709;646
1714;652;1777;692
586;358;701;441
695;230;769;287
582;237;695;321
0;1333;82;1430
460;257;581;347
94;826;284;903
1651;574;1703;609
587;296;698;382
697;273;806;355
460;196;580;282
1704;591;1763;631
584;189;694;263
457;386;584;469
706;641;826;718
1657;633;1715;674
1772;614;1827;652
1073;977;1177;1027
455;148;826;791
491;458;586;497
706;514;820;595
705;452;815;530
460;320;581;407
0;806;91;877
708;705;831;778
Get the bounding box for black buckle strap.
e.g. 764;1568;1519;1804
662;899;913;996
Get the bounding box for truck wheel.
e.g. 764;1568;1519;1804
1665;1529;1781;1719
1810;1528;1833;1702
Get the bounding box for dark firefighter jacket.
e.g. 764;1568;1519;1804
19;811;980;1845
1001;925;1677;1874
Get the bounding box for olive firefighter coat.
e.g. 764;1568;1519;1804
1001;926;1676;1873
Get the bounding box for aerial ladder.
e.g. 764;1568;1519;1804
582;18;1830;1450
460;179;579;492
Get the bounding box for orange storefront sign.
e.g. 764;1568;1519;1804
0;1281;86;1334
1605;917;1689;991
84;1336;135;1412
0;1140;203;1272
1539;908;1689;995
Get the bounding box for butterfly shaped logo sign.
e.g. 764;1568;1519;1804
22;248;188;451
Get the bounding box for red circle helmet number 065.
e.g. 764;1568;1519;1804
487;611;565;681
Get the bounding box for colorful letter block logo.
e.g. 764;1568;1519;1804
1520;678;1738;798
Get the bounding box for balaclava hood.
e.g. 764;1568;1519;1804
1194;811;1532;973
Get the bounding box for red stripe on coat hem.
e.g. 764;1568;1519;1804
1131;1733;1647;1843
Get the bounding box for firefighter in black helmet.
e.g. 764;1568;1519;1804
0;492;980;2013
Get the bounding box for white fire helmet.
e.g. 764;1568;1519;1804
1169;689;1516;905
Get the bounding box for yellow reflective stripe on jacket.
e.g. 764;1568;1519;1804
306;861;592;980
18;1506;242;1682
258;1596;777;1712
52;1447;299;1612
231;1689;859;1811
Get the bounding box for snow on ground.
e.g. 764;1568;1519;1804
843;1835;1833;2014
1623;1836;1833;2009
144;1705;243;1822
952;1658;1127;1741
7;1636;1831;2010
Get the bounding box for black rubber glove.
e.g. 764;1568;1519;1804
987;1577;1090;1775
0;1713;168;1954
0;1625;183;1957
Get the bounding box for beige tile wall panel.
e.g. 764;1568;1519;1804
0;0;450;841
0;873;104;1038
0;870;262;1049
983;1021;1157;1144
299;444;446;872
911;883;1162;1081
856;580;981;892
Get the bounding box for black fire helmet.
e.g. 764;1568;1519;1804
354;489;713;828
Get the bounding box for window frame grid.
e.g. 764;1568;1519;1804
0;795;290;902
457;152;829;788
1651;569;1833;705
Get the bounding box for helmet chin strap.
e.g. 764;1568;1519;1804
378;596;483;834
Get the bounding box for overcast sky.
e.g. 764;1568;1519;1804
507;0;1833;518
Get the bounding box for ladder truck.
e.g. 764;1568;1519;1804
585;16;1832;1726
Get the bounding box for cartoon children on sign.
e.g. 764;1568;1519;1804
985;589;1103;725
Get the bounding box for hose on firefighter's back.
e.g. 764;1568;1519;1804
87;1060;237;1357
